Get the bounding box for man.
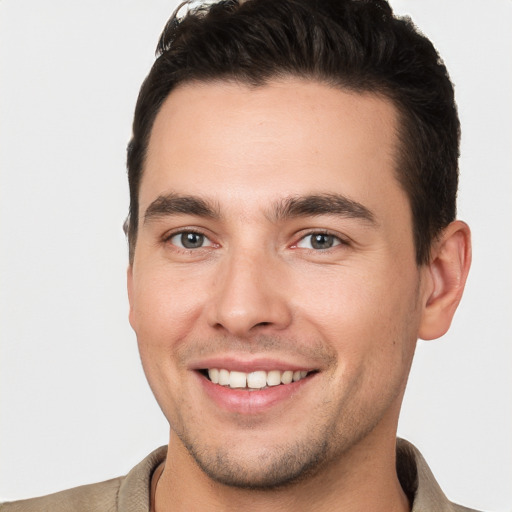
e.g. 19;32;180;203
1;0;481;510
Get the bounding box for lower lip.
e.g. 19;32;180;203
196;372;315;414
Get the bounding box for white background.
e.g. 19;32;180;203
1;1;511;510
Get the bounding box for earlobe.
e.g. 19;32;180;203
418;221;472;340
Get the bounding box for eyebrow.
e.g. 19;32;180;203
269;193;376;224
144;193;220;223
143;192;375;226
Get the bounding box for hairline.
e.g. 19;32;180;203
128;74;425;266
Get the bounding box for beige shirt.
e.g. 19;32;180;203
1;439;481;511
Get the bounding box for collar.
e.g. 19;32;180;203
117;439;461;511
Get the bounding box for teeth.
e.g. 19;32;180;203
229;371;247;388
218;369;230;386
292;370;309;382
206;368;311;390
247;371;266;388
281;370;293;384
209;368;219;384
266;370;281;387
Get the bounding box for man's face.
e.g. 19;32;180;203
128;79;429;488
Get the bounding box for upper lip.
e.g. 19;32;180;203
189;356;318;373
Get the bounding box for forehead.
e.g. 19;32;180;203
141;78;404;220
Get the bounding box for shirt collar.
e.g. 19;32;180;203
118;440;457;511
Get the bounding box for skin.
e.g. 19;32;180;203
128;79;471;511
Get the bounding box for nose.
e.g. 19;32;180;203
206;249;293;337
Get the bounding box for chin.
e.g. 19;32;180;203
179;431;335;490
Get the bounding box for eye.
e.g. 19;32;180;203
296;233;342;250
168;231;213;249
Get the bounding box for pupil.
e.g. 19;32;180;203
311;234;333;250
181;232;204;248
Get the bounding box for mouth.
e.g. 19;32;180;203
194;361;320;414
199;368;316;390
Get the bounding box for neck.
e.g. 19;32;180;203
153;429;410;512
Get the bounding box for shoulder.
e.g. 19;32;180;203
451;506;484;512
0;477;123;512
1;446;167;512
396;438;484;512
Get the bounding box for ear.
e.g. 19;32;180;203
418;220;472;340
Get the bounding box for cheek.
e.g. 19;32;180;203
130;268;205;419
131;267;207;348
293;261;420;363
298;266;419;420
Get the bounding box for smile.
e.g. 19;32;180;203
203;369;312;390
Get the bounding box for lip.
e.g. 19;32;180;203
189;356;315;373
193;365;318;415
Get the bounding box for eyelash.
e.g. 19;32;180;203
163;229;215;251
163;229;349;253
293;230;349;251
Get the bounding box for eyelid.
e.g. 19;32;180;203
161;227;350;252
163;228;217;250
292;230;349;250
